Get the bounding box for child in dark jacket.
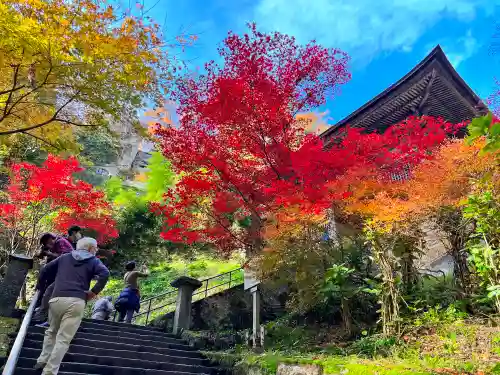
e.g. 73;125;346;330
115;261;148;323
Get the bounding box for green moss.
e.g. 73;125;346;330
0;317;19;357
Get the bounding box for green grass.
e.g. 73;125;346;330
208;349;489;375
204;318;500;375
205;350;438;375
87;254;243;323
0;317;19;357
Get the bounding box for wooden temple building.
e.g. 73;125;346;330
321;45;488;142
320;46;489;274
320;45;488;273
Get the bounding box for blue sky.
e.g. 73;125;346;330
137;0;500;124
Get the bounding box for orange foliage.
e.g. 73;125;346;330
295;111;331;135
144;102;176;130
341;139;499;227
262;205;327;249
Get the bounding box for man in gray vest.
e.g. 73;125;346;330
34;237;109;375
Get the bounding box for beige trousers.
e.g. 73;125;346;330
37;297;85;375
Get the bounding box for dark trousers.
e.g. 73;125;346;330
118;309;134;323
35;279;54;308
33;283;55;322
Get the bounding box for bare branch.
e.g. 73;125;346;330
22;131;61;150
0;63;54;122
3;64;22;118
0;85;26;97
0;91;80;135
53;118;98;128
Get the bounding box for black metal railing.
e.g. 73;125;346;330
130;288;177;325
108;267;243;326
193;267;244;299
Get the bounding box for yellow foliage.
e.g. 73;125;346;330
0;0;178;148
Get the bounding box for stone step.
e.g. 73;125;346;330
20;345;208;366
22;337;202;360
81;318;165;332
16;357;216;375
29;325;184;345
15;370;100;375
17;351;216;374
14;366;209;375
79;320;177;338
26;332;195;353
26;332;196;352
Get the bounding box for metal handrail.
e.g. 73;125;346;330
131;267;243;325
193;268;244;299
2;290;40;375
131;268;242;307
140;288;176;304
198;268;242;283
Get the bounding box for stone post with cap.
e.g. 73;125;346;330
0;254;34;317
170;276;202;335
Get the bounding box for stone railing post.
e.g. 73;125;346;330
0;254;34;317
250;285;261;348
170;276;202;335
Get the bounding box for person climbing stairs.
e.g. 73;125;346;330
13;318;223;374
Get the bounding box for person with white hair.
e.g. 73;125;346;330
34;237;109;375
91;296;113;320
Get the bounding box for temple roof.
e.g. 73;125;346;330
321;45;488;141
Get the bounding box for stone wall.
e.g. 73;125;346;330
150;284;287;332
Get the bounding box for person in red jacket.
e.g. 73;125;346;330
38;233;73;262
33;234;75;326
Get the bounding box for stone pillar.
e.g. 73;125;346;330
0;254;34;317
250;285;261;348
170;276;202;335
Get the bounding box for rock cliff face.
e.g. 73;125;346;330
418;221;453;275
333;219;452;275
101;116;145;178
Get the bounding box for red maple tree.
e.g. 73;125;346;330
0;155;118;257
153;24;465;254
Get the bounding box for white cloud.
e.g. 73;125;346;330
252;0;497;64
443;30;480;68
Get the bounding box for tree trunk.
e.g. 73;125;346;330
451;246;471;293
401;251;418;295
341;297;352;336
246;212;263;258
19;280;27;307
373;244;401;337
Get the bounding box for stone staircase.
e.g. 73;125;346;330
13;318;223;375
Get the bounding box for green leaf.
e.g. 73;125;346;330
467;113;493;143
237;216;252;228
490;122;500;137
480;140;500;154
